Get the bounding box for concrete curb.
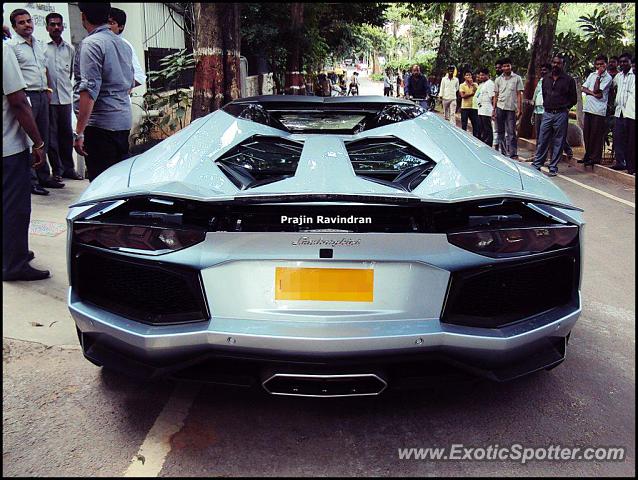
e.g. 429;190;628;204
438;111;635;188
517;137;635;188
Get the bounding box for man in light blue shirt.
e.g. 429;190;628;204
45;12;83;180
580;55;613;166
73;2;135;181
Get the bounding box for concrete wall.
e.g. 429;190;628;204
245;73;275;97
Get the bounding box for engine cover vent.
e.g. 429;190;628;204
344;137;436;192
215;136;304;190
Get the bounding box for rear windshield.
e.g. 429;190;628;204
223;101;425;134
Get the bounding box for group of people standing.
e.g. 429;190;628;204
397;53;635;177
420;58;525;160
3;2;140;282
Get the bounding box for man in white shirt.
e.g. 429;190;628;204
3;42;51;281
476;68;495;146
107;7;147;88
580;55;613;167
611;52;635;171
45;12;83;180
439;65;459;125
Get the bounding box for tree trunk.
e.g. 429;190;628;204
372;49;380;75
285;3;305;95
220;3;241;104
459;3;487;67
574;75;584;130
518;3;560;139
433;3;456;82
191;3;242;120
191;3;224;120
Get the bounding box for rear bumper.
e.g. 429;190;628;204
71;286;579;389
78;328;570;387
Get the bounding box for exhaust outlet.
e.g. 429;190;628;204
262;373;387;397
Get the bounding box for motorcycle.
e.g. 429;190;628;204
427;84;439;111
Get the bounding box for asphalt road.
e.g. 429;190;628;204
2;88;635;476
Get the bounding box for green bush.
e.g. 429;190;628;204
370;73;384;81
385;53;436;76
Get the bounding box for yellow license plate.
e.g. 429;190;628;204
275;267;374;302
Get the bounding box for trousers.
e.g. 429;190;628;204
3;150;32;277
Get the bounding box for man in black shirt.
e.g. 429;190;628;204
406;64;429;108
532;55;577;176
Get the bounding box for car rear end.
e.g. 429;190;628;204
68;193;582;397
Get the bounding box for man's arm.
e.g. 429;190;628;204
74;40;103;155
73;91;94;156
7;91;45;167
492;80;499;119
582;73;595;96
516;90;523;117
129;44;146;87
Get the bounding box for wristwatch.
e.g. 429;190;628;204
72;131;84;141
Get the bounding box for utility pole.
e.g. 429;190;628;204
191;3;241;120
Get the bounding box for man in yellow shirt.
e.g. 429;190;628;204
459;71;480;138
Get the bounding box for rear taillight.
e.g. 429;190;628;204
73;222;205;254
447;226;578;257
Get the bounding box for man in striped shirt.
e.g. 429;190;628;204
610;52;635;171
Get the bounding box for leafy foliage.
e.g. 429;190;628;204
138;50;195;139
240;2;387;90
554;8;631;80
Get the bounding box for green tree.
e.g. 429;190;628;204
240;2;387;93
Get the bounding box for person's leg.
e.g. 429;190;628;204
3;150;31;277
443;100;450;121
448;100;457;125
479;115;493;146
612;115;627;168
548;111;569;173
582;112;592;163
506;110;518;157
461;109;469;130
589;114;607;165
47;104;64;177
583;113;604;165
534;113;542;139
502;110;514;157
496;107;507;154
562;126;573;158
26;92;53;184
492;117;499;150
84;126;117;181
469;109;480;138
115;130;131;163
626;118;635;174
57;104;77;176
532;113;554;170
